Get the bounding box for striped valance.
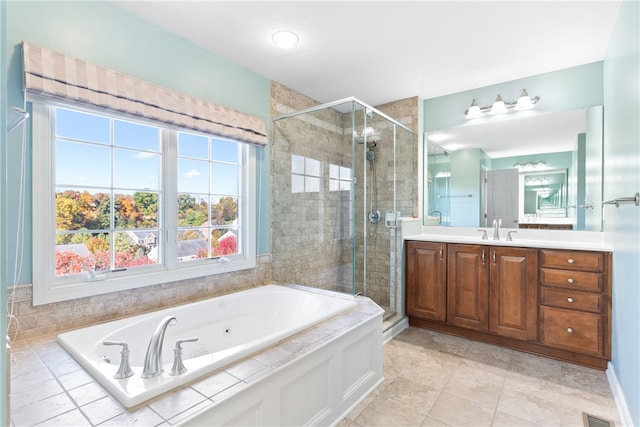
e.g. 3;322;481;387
22;41;267;146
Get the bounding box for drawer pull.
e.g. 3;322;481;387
567;278;574;284
567;258;575;264
567;297;574;303
567;327;574;334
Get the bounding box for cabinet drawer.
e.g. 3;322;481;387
540;287;603;313
539;306;603;356
540;250;604;272
540;268;603;292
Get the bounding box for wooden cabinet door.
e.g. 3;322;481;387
447;244;488;331
406;241;447;321
488;247;538;340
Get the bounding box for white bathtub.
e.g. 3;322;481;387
57;284;358;408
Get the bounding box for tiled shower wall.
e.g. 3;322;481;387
270;82;353;292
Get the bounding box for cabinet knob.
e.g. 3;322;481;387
567;297;574;303
567;258;575;264
566;327;574;334
567;278;574;284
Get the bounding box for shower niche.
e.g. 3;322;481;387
271;96;414;324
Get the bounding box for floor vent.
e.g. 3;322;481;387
583;412;614;427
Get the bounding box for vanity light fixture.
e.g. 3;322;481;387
513;160;547;171
465;89;539;119
272;30;299;50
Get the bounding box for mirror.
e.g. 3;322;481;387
424;106;604;231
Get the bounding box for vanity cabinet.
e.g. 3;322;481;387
538;249;610;360
447;244;537;340
406;241;446;322
406;242;612;369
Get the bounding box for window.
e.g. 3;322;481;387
32;101;256;305
291;154;321;193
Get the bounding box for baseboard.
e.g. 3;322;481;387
382;316;408;344
606;362;635;426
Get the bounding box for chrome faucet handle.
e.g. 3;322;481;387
103;341;134;379
168;337;199;376
478;229;488;240
506;230;518;241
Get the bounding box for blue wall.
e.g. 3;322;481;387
1;0;7;421
3;1;272;286
603;1;640;425
424;62;603;132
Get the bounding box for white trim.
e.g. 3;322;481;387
31;102;257;306
607;361;635;427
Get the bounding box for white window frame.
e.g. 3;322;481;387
31;100;256;305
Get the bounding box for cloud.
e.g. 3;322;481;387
134;152;157;159
184;169;201;179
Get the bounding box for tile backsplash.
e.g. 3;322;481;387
7;254;271;343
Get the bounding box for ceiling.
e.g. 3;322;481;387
111;1;620;158
111;1;621;106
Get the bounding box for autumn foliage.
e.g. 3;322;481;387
55;190;238;275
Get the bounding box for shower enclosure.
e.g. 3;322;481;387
425;140;451;225
271;97;413;324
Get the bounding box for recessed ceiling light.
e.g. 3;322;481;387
272;30;299;50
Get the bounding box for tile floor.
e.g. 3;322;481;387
9;325;621;426
342;327;621;427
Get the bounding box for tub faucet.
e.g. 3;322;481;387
492;218;502;240
141;316;176;379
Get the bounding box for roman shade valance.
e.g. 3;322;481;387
22;41;267;146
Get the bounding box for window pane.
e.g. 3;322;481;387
55;232;110;276
178;158;209;193
56;141;111;187
210;196;238;225
179;132;208;159
178;193;209;227
329;164;339;179
305;176;320;192
211;138;239;163
292;174;304;193
291;154;305;174
114;231;158;268
114;120;159;151
211;164;238;195
305;158;321;177
56;189;110;231
212;228;238;256
56;108;110;144
114;149;159;190
177;232;209;261
330;179;339;191
115;191;158;229
340;166;351;180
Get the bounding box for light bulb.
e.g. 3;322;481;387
515;89;534;110
465;100;482;119
272;30;299;49
490;94;507;114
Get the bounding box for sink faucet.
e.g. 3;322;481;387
492;218;502;240
142;316;176;379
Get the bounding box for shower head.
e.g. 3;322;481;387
354;126;381;146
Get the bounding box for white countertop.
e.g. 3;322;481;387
405;226;611;252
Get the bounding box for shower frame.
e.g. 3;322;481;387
272;96;413;323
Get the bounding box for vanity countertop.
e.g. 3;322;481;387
405;226;612;252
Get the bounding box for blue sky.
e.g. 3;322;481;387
55;107;240;197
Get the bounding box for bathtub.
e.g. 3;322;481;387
57;284;358;408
